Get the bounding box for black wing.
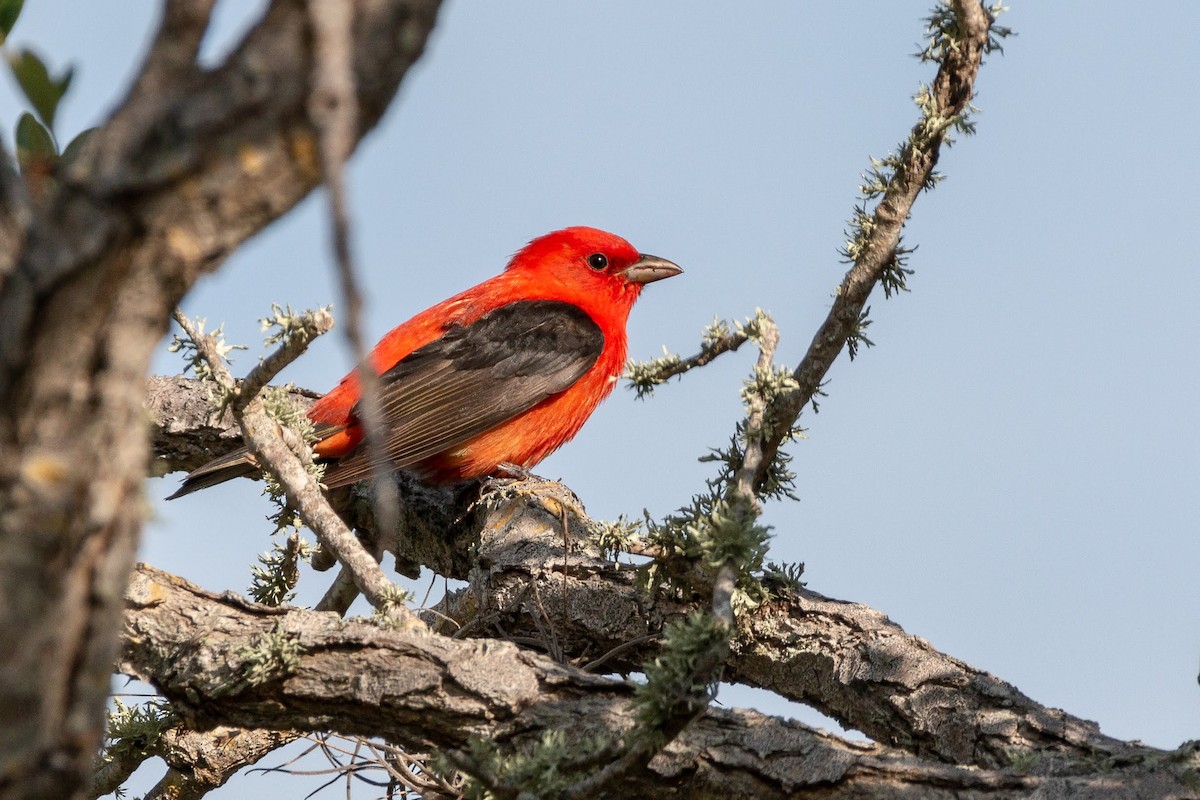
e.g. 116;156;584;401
323;299;604;487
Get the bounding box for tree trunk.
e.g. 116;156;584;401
0;3;440;797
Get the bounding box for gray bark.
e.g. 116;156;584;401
0;3;440;798
119;558;1200;799
11;2;1171;798
137;376;1200;798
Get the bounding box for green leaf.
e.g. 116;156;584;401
8;48;71;132
0;0;23;43
15;111;57;172
61;126;95;163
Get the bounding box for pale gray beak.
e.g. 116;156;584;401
622;254;683;284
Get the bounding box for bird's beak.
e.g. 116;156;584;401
622;254;683;285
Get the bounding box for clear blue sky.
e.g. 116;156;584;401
5;1;1197;794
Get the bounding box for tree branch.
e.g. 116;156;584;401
306;0;402;567
133;0;218;98
0;139;28;294
90;725;296;800
0;6;440;793
119;564;1200;799
147;375;478;578
141;374;1143;772
171;312;422;631
753;0;995;490
428;478;1142;771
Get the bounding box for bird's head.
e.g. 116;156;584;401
507;226;682;310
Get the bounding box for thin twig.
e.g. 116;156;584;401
313;562;362;615
613;539;666;560
312;512;390;615
710;564;736;630
306;0;402;548
236;308;333;407
581;633;662;673
734;320;780;507
562;330;767;797
631;329;749;390
752;0;993;491
173;310;423;631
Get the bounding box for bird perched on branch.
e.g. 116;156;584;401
169;226;682;498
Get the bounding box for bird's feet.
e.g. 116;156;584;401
477;466;587;529
492;461;532;482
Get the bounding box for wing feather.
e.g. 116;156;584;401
322;300;603;487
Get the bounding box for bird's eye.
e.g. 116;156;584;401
586;253;608;271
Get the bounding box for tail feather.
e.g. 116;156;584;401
167;447;259;499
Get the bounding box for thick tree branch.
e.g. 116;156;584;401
119;564;1200;799
4;1;441;379
145;729;298;800
427;481;1141;772
144;374;1152;777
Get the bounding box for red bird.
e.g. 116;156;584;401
169;226;681;498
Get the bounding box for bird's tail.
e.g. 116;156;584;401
166;447;259;499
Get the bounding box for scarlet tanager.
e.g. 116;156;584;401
169;226;682;498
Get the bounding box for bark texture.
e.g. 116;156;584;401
10;2;1181;798
120;561;1200;799
0;3;440;798
139;376;1200;798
